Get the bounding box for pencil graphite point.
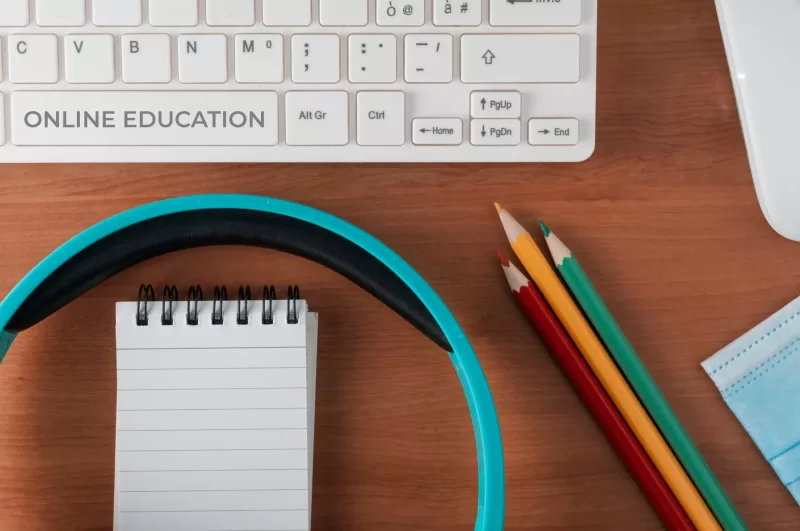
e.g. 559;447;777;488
539;220;551;237
494;202;503;214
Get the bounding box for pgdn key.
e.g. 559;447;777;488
471;119;520;146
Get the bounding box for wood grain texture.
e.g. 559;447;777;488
1;0;799;529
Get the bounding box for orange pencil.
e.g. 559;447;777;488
498;252;694;531
495;204;720;531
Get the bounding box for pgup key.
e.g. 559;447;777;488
471;91;520;118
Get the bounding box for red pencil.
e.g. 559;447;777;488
498;251;695;531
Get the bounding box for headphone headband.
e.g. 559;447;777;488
0;195;505;530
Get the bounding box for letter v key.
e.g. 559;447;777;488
65;35;115;83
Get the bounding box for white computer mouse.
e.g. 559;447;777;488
716;0;800;241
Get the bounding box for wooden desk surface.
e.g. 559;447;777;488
1;1;799;529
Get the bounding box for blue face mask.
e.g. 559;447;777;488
702;296;800;503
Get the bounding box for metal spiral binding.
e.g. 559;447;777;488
136;284;155;326
161;285;178;325
136;284;300;326
212;285;228;325
262;285;276;325
187;285;203;326
287;285;300;325
237;286;252;325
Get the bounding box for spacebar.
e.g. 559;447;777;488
10;91;279;146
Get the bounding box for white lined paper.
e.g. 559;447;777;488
118;368;308;389
117;429;308;451
117;348;307;370
118;490;309;512
117;449;308;471
118;510;309;531
118;470;309;491
118;388;308;410
114;300;317;531
118;409;307;431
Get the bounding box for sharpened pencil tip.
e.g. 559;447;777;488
494;202;503;214
496;249;510;266
539;220;551;237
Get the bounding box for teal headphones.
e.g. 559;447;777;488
0;195;505;530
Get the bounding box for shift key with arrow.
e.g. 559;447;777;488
461;34;580;83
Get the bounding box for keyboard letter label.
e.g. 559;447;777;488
285;91;349;146
434;0;482;26
235;35;284;83
9;35;59;84
377;0;425;26
10;92;279;146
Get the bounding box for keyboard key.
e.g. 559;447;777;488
490;0;580;26
36;0;85;26
93;0;142;27
528;118;579;145
460;34;580;83
405;34;453;83
320;0;367;26
357;91;405;146
0;0;29;27
348;34;396;83
377;0;424;26
122;35;172;83
206;0;255;27
291;35;340;83
412;118;462;145
470;91;520;118
65;35;115;84
285;91;349;146
263;0;310;26
470;119;520;145
0;39;3;79
0;93;4;145
178;35;228;84
8;35;58;84
149;0;198;27
10;91;279;146
434;0;482;26
235;35;284;83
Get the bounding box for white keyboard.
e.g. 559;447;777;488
0;0;597;163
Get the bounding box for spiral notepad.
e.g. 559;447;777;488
114;286;317;531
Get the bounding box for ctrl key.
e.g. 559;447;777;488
529;119;579;146
412;118;462;146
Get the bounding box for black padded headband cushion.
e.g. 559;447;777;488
5;209;451;351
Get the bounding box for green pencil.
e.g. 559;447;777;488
540;221;747;531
